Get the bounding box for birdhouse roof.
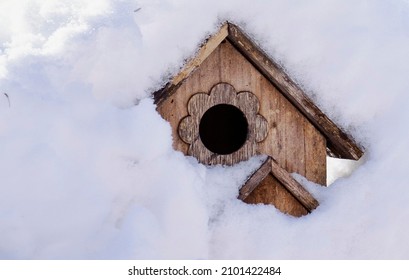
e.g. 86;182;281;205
153;22;363;160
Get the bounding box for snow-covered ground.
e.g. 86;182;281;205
1;0;409;259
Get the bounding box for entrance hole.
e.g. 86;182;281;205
199;104;248;155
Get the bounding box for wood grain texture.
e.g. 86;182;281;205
178;83;268;165
244;173;309;217
218;41;327;186
227;23;363;160
157;40;326;216
305;122;327;185
240;156;319;215
270;158;319;212
154;22;365;216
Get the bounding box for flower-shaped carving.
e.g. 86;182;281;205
178;83;268;166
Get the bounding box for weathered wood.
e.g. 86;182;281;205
178;82;268;165
156;41;229;156
305;121;327;185
245;173;309;217
227;23;363;160
154;23;229;106
283;99;306;176
238;157;272;200
154;25;351;216
270;158;319;212
241;156;318;216
157;39;325;215
158;39;327;184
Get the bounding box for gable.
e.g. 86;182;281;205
157;39;326;186
155;22;364;161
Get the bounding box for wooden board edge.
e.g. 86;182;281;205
171;23;228;86
153;82;178;106
226;22;364;160
154;23;229;106
269;158;319;212
238;156;272;200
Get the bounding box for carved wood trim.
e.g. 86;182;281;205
178;82;268;165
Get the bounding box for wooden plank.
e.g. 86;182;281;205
283;102;306;175
172;24;228;86
256;70;287;168
304;120;327;186
238;157;272;200
270;158;319;212
227;23;363;160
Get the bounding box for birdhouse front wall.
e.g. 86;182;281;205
158;39;326;180
157;40;326;215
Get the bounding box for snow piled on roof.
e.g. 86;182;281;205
1;0;409;259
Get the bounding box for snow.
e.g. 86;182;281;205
1;0;409;259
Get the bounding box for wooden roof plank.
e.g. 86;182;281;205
154;24;229;106
154;22;363;160
171;24;229;86
269;157;319;213
239;156;319;213
238;156;272;200
226;23;363;160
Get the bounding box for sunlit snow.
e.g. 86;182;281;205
1;0;409;259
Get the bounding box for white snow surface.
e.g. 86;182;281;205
1;0;409;259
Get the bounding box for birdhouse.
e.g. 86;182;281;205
153;22;363;217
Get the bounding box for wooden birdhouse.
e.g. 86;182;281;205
154;22;363;217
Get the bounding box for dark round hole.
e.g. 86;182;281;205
199;104;248;155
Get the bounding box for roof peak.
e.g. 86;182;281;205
153;22;363;160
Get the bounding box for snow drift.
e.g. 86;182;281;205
1;0;409;259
